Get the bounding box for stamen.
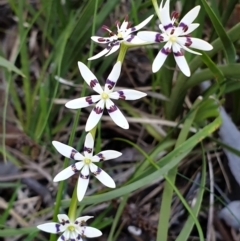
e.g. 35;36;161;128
171;11;180;20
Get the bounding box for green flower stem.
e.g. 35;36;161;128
68;183;78;221
50;110;82;241
117;44;128;63
152;0;161;20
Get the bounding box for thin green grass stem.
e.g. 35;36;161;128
107;194;129;241
152;0;161;20
2;71;11;163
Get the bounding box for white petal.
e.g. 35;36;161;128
37;223;63;234
181;23;200;35
93;150;122;162
159;0;172;32
120;19;128;31
78;62;103;94
57;236;66;241
88;48;110;61
104;61;121;93
172;43;190;77
85;99;104;132
106;99;129;129
91;36;113;43
65;95;101;109
123;35;148;45
83;226;102;237
110;89;147;100
181;45;202;55
105;43;120;56
69;231;77;240
62;230;70;240
84;133;94;157
52;141;83;160
137;31;165;43
129;15;154;33
186;37;213;51
77;165;90;201
152;41;172;73
57;214;70;224
75;216;94;224
177;37;202;55
90;163;116;188
53;165;77;182
179;6;201;29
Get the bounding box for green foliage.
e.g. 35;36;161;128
1;0;239;240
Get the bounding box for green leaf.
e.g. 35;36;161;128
0;56;25;77
200;0;236;63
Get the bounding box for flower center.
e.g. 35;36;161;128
84;158;91;165
68;225;75;232
169;35;177;43
117;32;123;38
101;92;109;100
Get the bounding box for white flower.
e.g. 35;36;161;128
37;214;102;241
53;133;122;201
137;0;213;76
88;15;154;60
65;61;147;131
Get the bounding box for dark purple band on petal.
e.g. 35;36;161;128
173;50;184;57
80;173;89;179
106;79;115;90
70;239;75;241
60;219;69;225
107;104;118;113
55;224;61;232
130;27;136;32
179;22;188;32
155;33;164;42
61;235;65;241
126;34;134;42
93;106;103;114
70;149;78;159
185;37;192;47
161;47;171;55
77;234;82;240
84;146;92;153
164;23;173;30
81;226;86;236
71;164;78;173
92;167;102;176
98;37;106;42
90;79;98;89
118;91;126;100
86;96;93;105
97;153;104;160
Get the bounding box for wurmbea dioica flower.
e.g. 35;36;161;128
37;214;102;241
65;61;147;131
53;133;122;201
137;0;213;76
88;15;154;60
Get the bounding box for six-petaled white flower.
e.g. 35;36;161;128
88;15;154;60
65;61;147;131
137;0;213;76
37;214;102;241
53;133;121;201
